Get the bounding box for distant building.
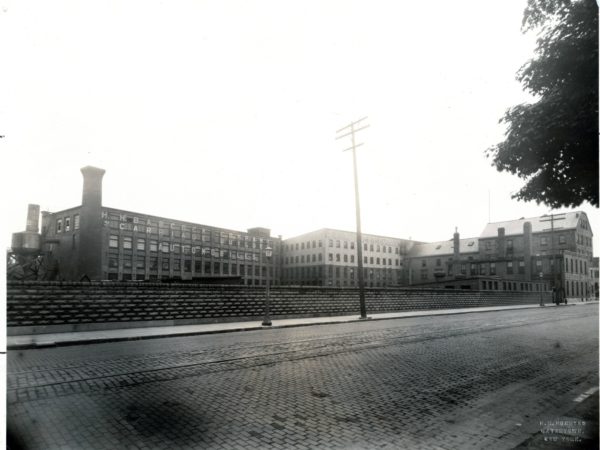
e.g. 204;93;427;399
281;229;417;287
406;213;595;300
21;167;282;284
9;167;596;297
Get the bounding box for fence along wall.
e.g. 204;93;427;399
7;281;548;335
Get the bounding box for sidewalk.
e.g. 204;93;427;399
7;301;598;350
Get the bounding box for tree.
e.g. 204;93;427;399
486;0;598;208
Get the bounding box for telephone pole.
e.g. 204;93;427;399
336;117;369;320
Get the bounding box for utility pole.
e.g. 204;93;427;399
540;213;566;302
336;117;369;320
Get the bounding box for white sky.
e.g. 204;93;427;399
1;0;598;252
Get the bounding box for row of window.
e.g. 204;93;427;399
285;239;402;254
481;280;547;292
283;266;397;282
56;215;80;233
108;257;275;277
564;257;587;275
107;224;275;249
108;236;275;262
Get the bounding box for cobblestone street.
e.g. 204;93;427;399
7;304;599;449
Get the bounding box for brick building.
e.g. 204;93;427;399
281;229;417;287
405;213;595;300
26;166;282;284
9;167;595;298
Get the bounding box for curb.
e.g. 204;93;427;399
7;301;597;350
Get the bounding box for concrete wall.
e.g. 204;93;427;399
7;281;549;335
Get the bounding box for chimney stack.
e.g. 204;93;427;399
25;204;40;233
453;228;460;262
78;166;106;280
498;227;506;258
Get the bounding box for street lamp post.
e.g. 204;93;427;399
262;245;273;326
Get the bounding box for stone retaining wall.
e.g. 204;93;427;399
7;281;548;335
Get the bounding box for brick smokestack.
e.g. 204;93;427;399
498;227;506;258
25;204;40;233
79;166;106;280
453;228;460;262
523;221;532;280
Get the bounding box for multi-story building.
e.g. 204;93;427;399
590;257;599;299
16;166;282;284
405;212;595;299
281;229;417;287
9;166;595;297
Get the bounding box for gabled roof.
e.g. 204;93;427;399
479;211;586;238
409;238;479;257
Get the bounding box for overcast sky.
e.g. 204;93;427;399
1;0;598;253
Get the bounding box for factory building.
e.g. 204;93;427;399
281;229;417;287
12;166;282;284
405;213;595;300
9;166;595;299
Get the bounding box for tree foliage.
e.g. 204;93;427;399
486;0;598;208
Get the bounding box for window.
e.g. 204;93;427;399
123;237;133;249
318;254;322;261
350;255;355;263
485;241;491;250
479;264;486;275
108;257;118;269
162;242;169;253
436;259;441;267
65;217;71;232
376;257;380;265
328;253;333;262
150;258;159;270
136;259;145;270
350;242;355;249
74;214;80;230
318;240;323;247
507;261;514;275
336;254;341;262
150;241;158;252
329;239;333;247
518;261;525;274
470;263;477;275
343;254;348;262
56;219;62;233
421;260;427;267
137;239;146;251
162;260;170;270
109;235;119;248
370;257;374;264
336;240;340;248
490;263;496;275
507;239;513;250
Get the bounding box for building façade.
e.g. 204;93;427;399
30;166;282;284
405;213;595;300
281;229;418;288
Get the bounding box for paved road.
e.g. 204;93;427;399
7;304;599;449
